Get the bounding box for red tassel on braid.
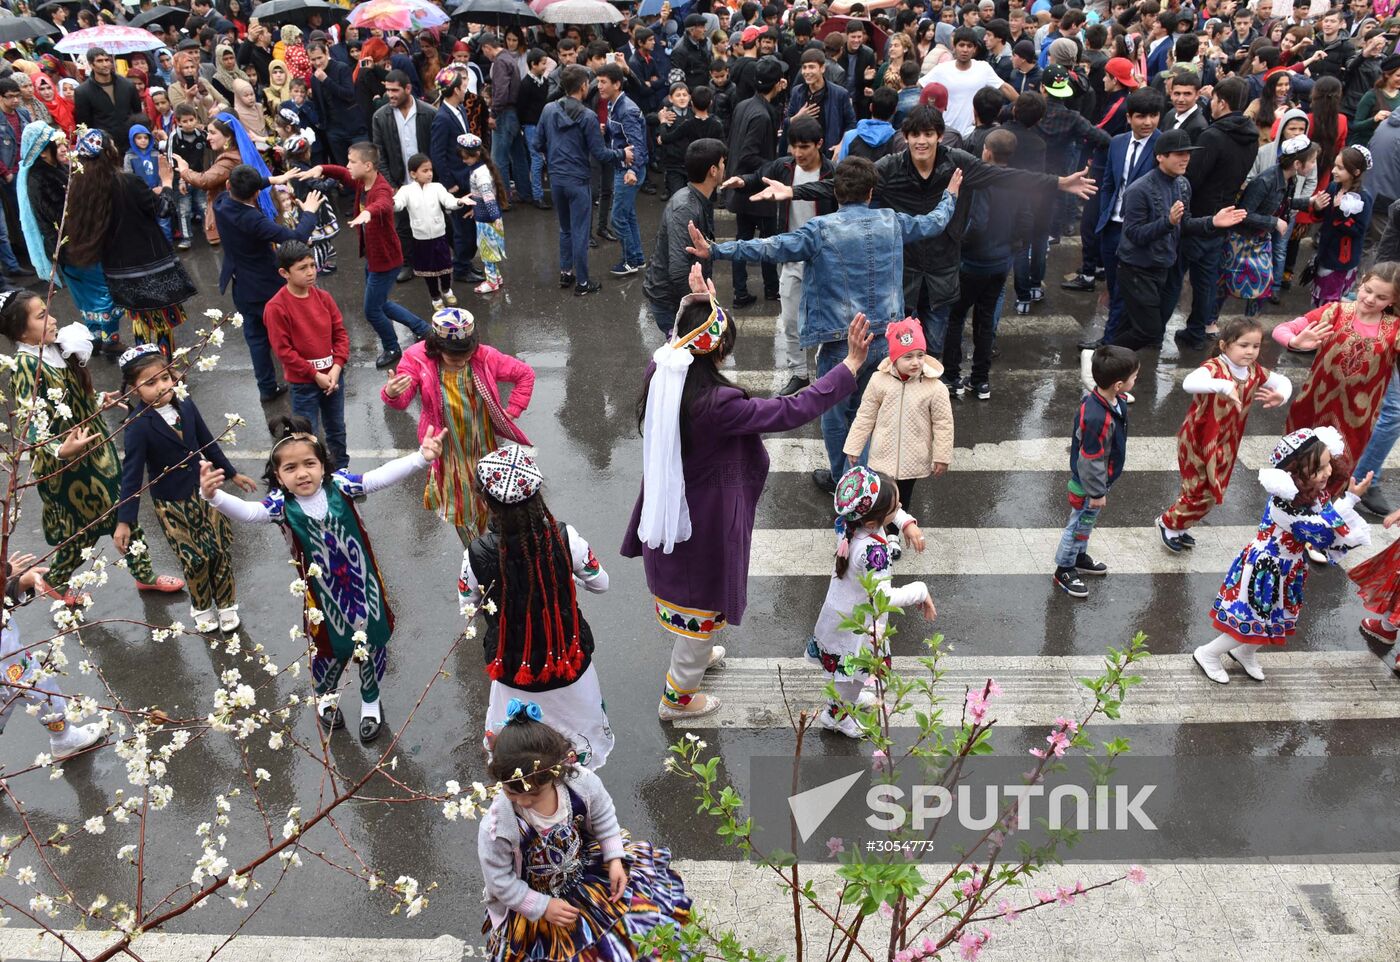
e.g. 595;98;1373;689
486;535;509;681
547;522;585;680
533;524;565;683
512;524;538;687
530;528;558;684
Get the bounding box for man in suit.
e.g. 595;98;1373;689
840;20;878;119
430;66;485;284
1163;71;1208;142
309;41;364;165
1079;88;1162;349
371;69;436;283
214;165;323;402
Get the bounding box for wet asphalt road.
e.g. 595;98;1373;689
1;192;1399;945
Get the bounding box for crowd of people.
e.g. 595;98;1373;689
4;0;1400;954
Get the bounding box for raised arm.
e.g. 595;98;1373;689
564;524;609;593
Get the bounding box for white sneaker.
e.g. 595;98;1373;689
1192;646;1230;684
442;289;457;306
1121;390;1135;404
657;693;721;721
817;706;863;739
431;298;445;311
49;721;104;759
1228;646;1265;681
1079;348;1095;392
218;605;241;633
706;644;726;670
1306;546;1328;564
857;685;880;707
190;606;217;632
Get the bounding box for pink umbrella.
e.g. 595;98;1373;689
528;0;566;11
55;25;164;55
347;0;450;32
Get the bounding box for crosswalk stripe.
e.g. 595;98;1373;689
681;651;1400;729
746;525;1396;577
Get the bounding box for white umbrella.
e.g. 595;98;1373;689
55;24;165;55
540;0;622;24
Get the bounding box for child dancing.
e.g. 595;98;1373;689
477;709;691;962
457;133;508;293
804;466;932;738
200;416;445;742
1157;316;1292;552
1346;505;1400;671
460;445;613;768
1196;427;1372;683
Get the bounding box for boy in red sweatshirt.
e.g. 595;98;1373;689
265;240;351;469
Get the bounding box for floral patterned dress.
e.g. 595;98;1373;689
426;364;495;540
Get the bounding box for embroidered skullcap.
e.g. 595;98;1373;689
74;128;106;158
118;342;163;370
283;130;315;154
430;307;475;341
1279;134;1311;158
477;444;543;504
278;105;301;127
456;132;483;151
670;292;729;355
834;465;881;519
436;65;465;89
1355;144;1374;169
1270;426;1344;467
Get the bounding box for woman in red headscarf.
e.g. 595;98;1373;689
354;37;391;120
125;65;163;130
35;73;73;137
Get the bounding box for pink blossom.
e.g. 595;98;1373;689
895;950;913;962
826;837;845;856
965;690;988;725
872;749;890;772
1128;865;1147;885
959;876;983;898
1033;889;1052;904
986;679;1003;697
920;937;937;956
957;928;991;961
879;903;895;919
1029;747;1047;759
996;898;1020;922
1053;716;1079;734
1055;884;1078;906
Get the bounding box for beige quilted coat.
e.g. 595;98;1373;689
842;355;954;479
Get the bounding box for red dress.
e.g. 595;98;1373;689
1348;538;1400;623
1162;356;1271;530
1284;302;1400;495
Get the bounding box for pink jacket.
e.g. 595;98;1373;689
380;342;535;473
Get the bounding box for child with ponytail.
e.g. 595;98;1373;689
199;415;444;743
478;707;690;962
803;465;933;739
460;445;612;769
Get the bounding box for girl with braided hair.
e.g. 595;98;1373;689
460;445;612;770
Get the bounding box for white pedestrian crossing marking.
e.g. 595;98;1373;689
677;651;1400;729
746;525;1395;577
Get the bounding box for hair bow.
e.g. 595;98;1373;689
503;698;543;724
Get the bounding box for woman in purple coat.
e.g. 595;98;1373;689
622;269;872;720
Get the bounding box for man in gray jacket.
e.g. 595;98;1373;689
643;138;727;335
371;69;436;283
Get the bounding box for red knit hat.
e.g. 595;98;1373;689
886;318;926;363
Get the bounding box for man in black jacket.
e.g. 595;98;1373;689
644;138;727;334
724;58;787;306
310;42;365;165
840;20;878;120
1171;76;1259;350
73;47;143;152
371;70;436;283
671;15;712;89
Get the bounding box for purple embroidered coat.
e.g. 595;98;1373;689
620;363;856;625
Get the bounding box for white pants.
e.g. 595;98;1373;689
778;263;809;376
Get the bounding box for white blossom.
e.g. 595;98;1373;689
84;816;105;835
14;866;36;885
194;355;220;372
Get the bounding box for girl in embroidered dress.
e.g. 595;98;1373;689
1275;262;1400;542
0;291;186;605
457;133;508;294
1307;145;1374;307
477;709;690;962
461;446;612;768
199;416;445;743
1156;316;1293;552
393;153;471;310
1195;427;1372;684
804;466;932;738
381;309;534;545
1346;503;1400;670
114;346;257;633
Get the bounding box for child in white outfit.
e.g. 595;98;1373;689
393;153;472;310
804;466;935;738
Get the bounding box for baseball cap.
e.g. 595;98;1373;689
1154;128;1200;155
754;57;784;93
1104;56;1141;89
1042;64;1074;97
741;25;763;45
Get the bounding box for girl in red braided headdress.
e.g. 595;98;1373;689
460;445;614;769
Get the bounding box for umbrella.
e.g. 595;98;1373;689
348;0;450;31
0;16;58;44
539;0;622;21
55;24;165;55
247;0;347;27
34;0;84;10
125;5;190;31
814;16;888;57
450;0;541;26
636;0;667;14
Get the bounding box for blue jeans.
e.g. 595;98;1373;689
176;185;206;243
1356;371;1400;483
1099;221;1124;342
649;298;677;336
290;379;348;470
553;180;592;285
815;334;890;478
1273;218;1292;289
363;266;428;352
522;123;545;199
491;107;533;202
231;293;279;399
449;206;477;275
1014;230;1048;299
0;193;20;275
914;284;952;356
610;173;644;266
1054;501;1101;568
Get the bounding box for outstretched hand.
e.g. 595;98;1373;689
1058;166;1097;200
841;313;873;376
686;261;716;298
749;176;794;203
1349;471;1374;498
199;459;226;500
419;426;448;462
684;220;711;259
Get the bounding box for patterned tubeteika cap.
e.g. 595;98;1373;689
1271;426;1344;467
278;106;301;127
118;342;163;371
74;128;106;158
435;65;465;89
431;307;475;341
671;293;729;355
477;444;543;504
456;132;484;151
834;465;881;519
283;129;315;154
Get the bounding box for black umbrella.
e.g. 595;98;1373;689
451;0;540;26
248;0;348;27
34;0;84;10
0;16;59;44
126;5;191;31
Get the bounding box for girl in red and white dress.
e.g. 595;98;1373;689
1347;505;1400;671
1156;316;1292;552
